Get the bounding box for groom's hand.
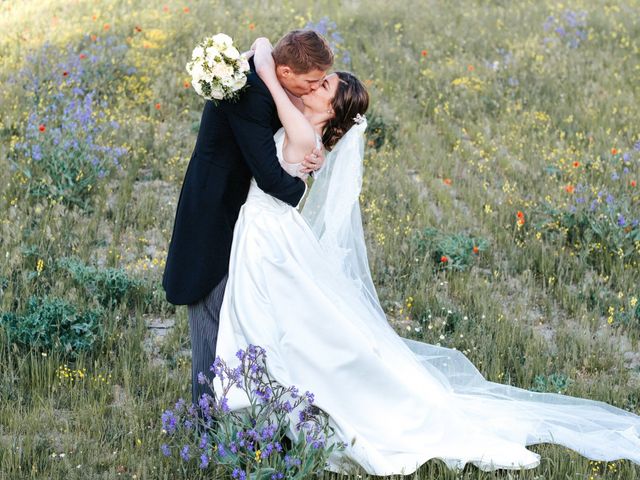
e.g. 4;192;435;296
301;147;324;174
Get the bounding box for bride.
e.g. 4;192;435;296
213;37;640;475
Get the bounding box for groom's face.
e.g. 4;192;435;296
276;65;327;97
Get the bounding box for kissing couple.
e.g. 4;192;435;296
162;30;640;475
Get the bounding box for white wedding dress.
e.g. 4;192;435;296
214;127;640;475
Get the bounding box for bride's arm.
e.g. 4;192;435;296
253;38;317;161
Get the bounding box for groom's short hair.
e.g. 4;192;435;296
272;30;334;74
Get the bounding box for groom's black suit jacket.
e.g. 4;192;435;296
162;59;306;305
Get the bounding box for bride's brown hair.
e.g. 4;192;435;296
322;72;369;151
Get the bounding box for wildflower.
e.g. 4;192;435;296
161;410;177;434
79;53;87;59
631;180;637;187
180;444;190;461
163;5;169;12
517;210;524;219
617;214;626;227
631;296;638;307
62;71;68;77
249;23;256;30
183;7;190;13
440;255;448;263
421;49;428;57
565;184;575;193
103;24;110;31
472;245;479;254
611;148;618;155
91;34;97;41
199;453;209;468
443;178;452;185
232;467;247;480
573;161;580;167
467;64;474;71
135;26;142;32
161;444;171;457
39;124;46;132
255;449;262;462
155;103;161;110
184;81;190;88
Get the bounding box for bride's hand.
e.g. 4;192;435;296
253;38;277;84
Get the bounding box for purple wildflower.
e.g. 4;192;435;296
617;214;626;227
197;372;207;384
199;453;209;469
232;467;247;480
180;444;190;461
161;410;177;434
199;434;208;449
217;442;226;457
161;444;171;457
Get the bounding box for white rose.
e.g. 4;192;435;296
232;74;247;91
192;79;204;96
222;46;240;60
189;61;206;82
210;61;234;80
210;84;224;100
192;45;204;60
239;56;250;73
211;33;232;47
205;47;220;66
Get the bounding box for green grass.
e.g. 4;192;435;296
0;0;639;478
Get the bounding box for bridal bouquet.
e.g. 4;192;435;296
186;33;251;103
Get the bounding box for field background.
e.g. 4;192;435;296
1;0;639;478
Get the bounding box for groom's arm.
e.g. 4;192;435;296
224;78;306;208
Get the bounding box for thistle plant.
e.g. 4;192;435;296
160;345;344;479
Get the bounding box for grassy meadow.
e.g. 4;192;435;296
1;0;639;478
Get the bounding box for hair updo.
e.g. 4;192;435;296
322;72;369;151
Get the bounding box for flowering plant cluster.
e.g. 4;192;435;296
186;33;251;102
8;38;129;209
160;345;344;479
534;145;639;273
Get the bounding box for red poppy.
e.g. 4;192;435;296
517;211;524;219
573;161;580;167
565;184;575;194
183;7;190;13
155;103;161;110
440;256;448;263
62;71;68;77
103;24;110;31
163;5;169;12
611;148;618;155
249;23;256;30
184;81;190;88
421;50;428;57
39;124;46;132
472;246;479;254
79;53;87;59
467;65;474;71
632;180;637;187
91;34;97;41
443;178;452;185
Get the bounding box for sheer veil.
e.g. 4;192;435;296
300;118;640;469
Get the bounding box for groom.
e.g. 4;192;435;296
162;30;334;405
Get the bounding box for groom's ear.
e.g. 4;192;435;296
277;65;293;78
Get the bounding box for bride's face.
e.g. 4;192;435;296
300;73;340;117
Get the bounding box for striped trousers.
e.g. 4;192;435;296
187;274;228;405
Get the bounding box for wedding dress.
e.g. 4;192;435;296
214;125;640;475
